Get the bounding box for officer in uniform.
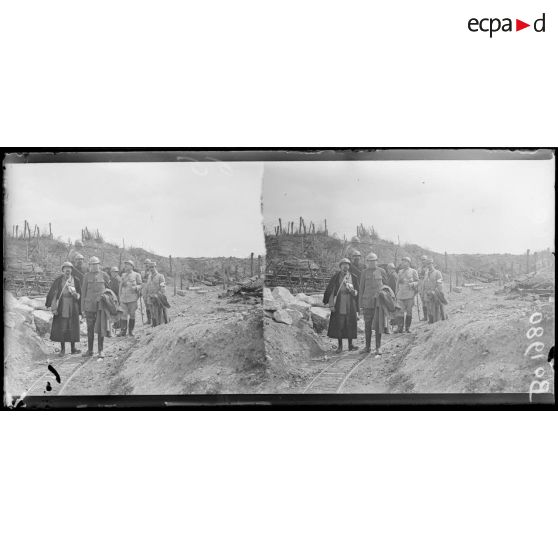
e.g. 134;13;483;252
142;259;153;325
80;256;110;357
119;260;143;336
418;255;429;321
144;261;167;327
359;253;388;355
348;250;366;280
396;256;419;333
72;253;86;283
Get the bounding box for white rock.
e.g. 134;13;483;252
33;309;53;336
4;311;25;329
287;300;311;317
306;295;325;307
271;286;295;307
310;307;330;332
22;297;47;310
273;309;293;325
6;295;35;325
263;297;281;312
263;287;273;299
286;309;303;325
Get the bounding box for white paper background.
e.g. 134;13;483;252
1;2;556;558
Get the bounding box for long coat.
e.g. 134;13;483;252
323;271;360;340
46;275;82;342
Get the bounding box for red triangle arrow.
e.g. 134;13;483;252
516;19;530;31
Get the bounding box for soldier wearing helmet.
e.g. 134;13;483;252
142;259;153;324
423;258;446;323
418;254;430;321
396;256;419;333
71;252;86;283
359;252;388;355
80;256;110;358
119;260;143;336
143;260;167;327
348;249;366;280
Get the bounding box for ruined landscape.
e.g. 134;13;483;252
4;228;266;399
263;220;555;394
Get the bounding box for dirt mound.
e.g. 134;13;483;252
4;293;50;398
392;295;555;393
116;307;266;395
264;319;329;391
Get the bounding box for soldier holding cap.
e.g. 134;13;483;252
323;258;360;353
119;260;143;336
80;256;110;357
46;261;82;356
396;257;419;333
359;252;388;355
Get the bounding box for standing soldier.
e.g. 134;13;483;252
109;266;122;336
423;258;445;323
144;261;166;327
359;253;388;355
68;239;84;263
119;259;143;336
384;263;398;334
323;258;360;354
72;253;86;283
396;257;419;333
348;250;366;280
418;254;429;321
80;256;110;358
142;259;153;325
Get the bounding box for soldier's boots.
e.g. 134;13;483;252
118;319;127;336
405;315;412;333
128;319;135;336
360;345;371;353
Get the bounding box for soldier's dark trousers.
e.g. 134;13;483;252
363;307;382;350
146;307;152;325
405;315;412;331
85;311;104;353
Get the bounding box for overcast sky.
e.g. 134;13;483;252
5;162;265;257
262;159;555;254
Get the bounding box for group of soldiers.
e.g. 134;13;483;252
46;239;169;359
322;249;447;356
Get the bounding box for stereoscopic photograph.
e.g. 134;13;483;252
3;154;266;402
262;150;555;398
2;149;555;407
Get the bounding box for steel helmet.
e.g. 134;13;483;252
74;252;84;260
124;259;135;267
110;266;119;272
61;261;73;270
75;240;83;247
338;258;351;267
351;250;362;257
89;256;100;265
401;256;411;263
366;252;378;261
